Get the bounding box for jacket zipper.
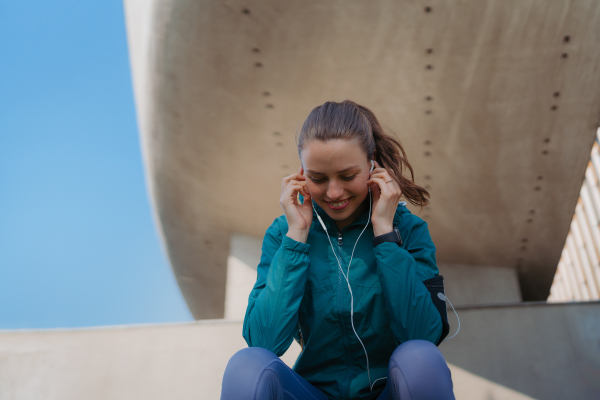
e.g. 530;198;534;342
334;229;353;399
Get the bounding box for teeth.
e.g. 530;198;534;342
330;200;348;207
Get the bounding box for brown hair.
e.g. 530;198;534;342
296;100;430;208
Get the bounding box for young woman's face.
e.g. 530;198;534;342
300;138;371;229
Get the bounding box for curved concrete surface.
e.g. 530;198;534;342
124;0;600;318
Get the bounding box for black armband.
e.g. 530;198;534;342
422;275;450;346
372;226;402;247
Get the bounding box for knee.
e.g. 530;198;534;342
221;347;280;399
224;347;279;377
390;340;447;372
388;340;454;399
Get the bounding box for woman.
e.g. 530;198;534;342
221;100;454;399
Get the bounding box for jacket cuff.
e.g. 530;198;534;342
282;234;311;254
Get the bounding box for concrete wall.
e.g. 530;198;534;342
441;301;600;400
440;263;522;306
224;233;262;319
3;302;598;399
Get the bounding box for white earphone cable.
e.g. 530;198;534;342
306;168;458;391
311;190;376;391
443;295;460;341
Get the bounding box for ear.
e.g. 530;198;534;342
299;166;305;176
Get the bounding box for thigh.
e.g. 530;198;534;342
375;340;455;400
221;347;328;400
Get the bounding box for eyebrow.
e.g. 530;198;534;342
306;165;361;174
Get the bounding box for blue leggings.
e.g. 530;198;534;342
221;340;455;399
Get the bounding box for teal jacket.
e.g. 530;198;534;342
243;197;442;400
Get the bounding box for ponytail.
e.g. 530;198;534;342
355;103;430;208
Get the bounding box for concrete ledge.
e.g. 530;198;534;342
3;302;599;399
452;299;600;310
441;301;600;399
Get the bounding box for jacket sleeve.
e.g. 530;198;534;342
242;218;311;356
373;217;442;345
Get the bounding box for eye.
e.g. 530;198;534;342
310;177;325;183
342;175;357;181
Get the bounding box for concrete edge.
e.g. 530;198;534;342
452;300;600;311
4;301;600;334
0;318;245;334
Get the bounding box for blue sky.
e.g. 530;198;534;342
0;1;193;329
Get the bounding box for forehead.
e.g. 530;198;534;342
301;139;367;172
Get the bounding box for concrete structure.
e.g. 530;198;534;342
4;1;600;399
116;0;600;397
125;0;600;320
2;302;598;399
2;1;600;399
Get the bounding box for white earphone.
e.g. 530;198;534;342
311;159;383;391
368;159;374;192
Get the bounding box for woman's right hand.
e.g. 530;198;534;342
280;167;313;242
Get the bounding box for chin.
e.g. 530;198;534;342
328;210;353;221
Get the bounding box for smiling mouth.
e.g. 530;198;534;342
326;198;351;207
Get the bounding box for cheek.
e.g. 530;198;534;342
350;180;369;196
306;183;321;196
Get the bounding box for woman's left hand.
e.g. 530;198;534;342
367;161;403;236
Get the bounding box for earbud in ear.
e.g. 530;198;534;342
368;160;374;193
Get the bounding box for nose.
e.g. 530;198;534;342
326;180;345;200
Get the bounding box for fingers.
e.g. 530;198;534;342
368;179;381;199
282;168;307;196
370;168;389;177
369;171;391;180
368;176;401;198
369;167;395;186
372;160;392;177
283;172;306;184
284;167;306;181
369;173;400;194
281;166;311;211
283;180;310;202
297;182;311;198
369;161;400;193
